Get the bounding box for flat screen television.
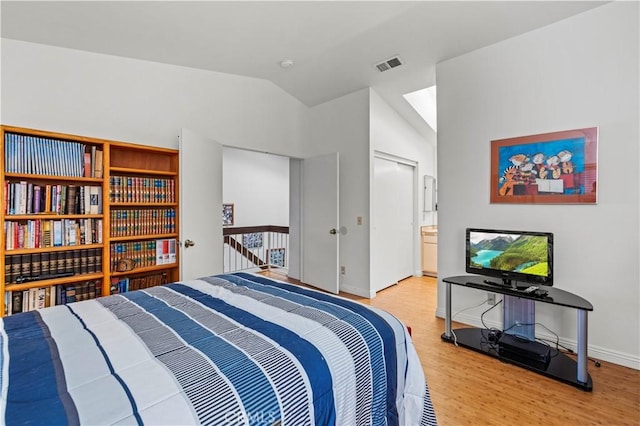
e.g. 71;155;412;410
466;228;553;288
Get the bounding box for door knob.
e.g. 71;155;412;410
329;228;337;235
184;239;195;248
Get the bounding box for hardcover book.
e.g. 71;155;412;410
89;186;100;214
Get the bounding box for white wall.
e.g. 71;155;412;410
307;89;371;296
370;89;436;222
436;2;639;368
305;88;435;297
288;159;302;280
1;39;308;157
222;147;289;227
369;89;436;279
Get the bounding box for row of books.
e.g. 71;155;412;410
4;181;102;215
109;176;176;203
110;272;168;294
5;248;103;284
3;280;101;315
4;218;103;250
110;208;176;237
110;238;176;271
4;133;103;177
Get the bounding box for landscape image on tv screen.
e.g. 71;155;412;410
469;232;549;277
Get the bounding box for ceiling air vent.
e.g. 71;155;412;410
374;55;404;73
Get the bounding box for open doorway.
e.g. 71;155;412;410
222;147;291;274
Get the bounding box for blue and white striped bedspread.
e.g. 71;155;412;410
0;272;436;425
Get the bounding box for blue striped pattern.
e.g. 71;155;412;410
66;304;143;425
97;294;245;425
0;273;436;426
165;283;336;426
2;312;78;425
145;285;314;426
121;289;285;425
227;272;400;425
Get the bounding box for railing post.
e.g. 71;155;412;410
267;231;272;271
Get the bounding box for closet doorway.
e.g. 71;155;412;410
371;153;416;293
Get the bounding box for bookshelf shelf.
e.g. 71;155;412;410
110;233;178;242
6;214;104;220
5;272;104;292
110;166;178;177
110;202;178;207
1;125;180;315
5;173;103;183
110;263;177;277
5;243;103;254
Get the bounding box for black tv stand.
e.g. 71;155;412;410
482;278;532;291
483;278;511;288
441;275;594;391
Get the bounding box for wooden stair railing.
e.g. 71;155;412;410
223;225;289;271
223;235;267;268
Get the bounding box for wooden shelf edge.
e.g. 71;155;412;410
5;244;103;254
109;202;177;207
109;166;177;176
110;264;178;277
5;273;103;292
108;141;178;154
110;234;178;242
4;173;103;182
1;125;109;146
5;214;104;220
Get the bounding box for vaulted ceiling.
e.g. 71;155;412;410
1;1;607;138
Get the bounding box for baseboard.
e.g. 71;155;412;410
340;284;375;298
436;307;640;370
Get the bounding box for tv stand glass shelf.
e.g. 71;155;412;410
441;275;594;391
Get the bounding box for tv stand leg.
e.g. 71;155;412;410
577;309;588;384
444;281;452;338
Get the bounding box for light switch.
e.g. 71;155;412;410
357;216;363;225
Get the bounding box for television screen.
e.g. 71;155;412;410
466;228;553;287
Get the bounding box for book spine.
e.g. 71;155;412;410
4;255;12;283
11;291;22;315
73;250;81;275
63;250;73;274
31;252;42;278
20;253;31;280
81;248;89;274
40;252;50;276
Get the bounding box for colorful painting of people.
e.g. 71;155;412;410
497;137;585;196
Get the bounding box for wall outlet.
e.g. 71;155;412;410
487;293;496;305
340;266;346;275
356;216;363;225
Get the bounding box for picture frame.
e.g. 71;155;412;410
267;248;286;267
222;203;234;226
242;232;263;249
490;127;598;204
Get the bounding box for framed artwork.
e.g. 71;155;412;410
243;232;263;248
490;127;598;204
267;248;286;267
222;203;234;226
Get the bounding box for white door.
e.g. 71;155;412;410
396;162;415;278
302;153;339;293
179;128;223;281
371;156;415;293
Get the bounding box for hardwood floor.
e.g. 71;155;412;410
262;271;640;425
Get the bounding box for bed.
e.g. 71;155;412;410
0;272;436;425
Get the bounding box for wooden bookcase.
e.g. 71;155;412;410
0;125;179;316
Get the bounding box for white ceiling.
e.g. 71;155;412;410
1;1;607;138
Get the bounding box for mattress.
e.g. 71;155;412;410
0;272;436;425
